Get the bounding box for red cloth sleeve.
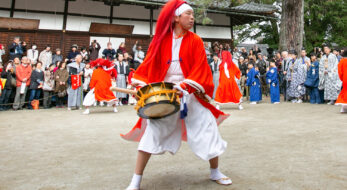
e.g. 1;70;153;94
89;69;98;89
180;82;196;94
182;35;214;97
338;59;345;81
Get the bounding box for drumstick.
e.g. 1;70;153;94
110;86;137;95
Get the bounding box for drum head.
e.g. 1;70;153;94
137;82;175;97
138;100;180;120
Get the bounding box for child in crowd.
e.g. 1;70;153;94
83;63;93;93
247;63;262;104
266;59;280;104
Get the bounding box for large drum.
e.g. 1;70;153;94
136;82;180;119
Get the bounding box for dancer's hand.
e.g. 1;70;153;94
175;90;183;97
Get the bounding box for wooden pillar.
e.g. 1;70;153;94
109;2;114;24
62;0;69;57
149;8;153;37
62;0;69;31
10;0;16;17
229;15;234;49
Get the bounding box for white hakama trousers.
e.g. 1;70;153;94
138;94;227;161
82;88;117;106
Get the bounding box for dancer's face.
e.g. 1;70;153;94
175;10;194;30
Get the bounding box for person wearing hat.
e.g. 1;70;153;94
52;48;63;66
67;44;80;64
122;1;231;189
319;45;342;105
39;45;52;70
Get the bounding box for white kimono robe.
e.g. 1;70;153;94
138;34;227;161
319;53;342;100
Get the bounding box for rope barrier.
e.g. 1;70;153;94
0;91;62;106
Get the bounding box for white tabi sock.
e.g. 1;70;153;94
126;174;142;190
210;168;232;185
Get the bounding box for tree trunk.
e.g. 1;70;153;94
279;0;304;53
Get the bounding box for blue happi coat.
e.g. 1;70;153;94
266;67;280;103
247;68;262;102
305;60;321;103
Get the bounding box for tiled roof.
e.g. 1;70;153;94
231;2;277;13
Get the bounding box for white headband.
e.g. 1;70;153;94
175;3;193;16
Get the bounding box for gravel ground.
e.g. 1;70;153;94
0;97;346;190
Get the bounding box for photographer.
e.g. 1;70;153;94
132;40;145;66
89;40;101;61
8;37;27;60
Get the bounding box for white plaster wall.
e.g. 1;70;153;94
207;13;229;26
114;4;149;19
69;0;109;17
0;10;10;17
196;25;231;39
1;1;232;39
15;0;64;12
13;12;63;30
66;16;108;31
0;0;11;8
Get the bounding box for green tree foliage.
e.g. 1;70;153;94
304;0;347;52
192;0;346;52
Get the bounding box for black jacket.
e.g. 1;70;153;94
239;63;248;76
67;51;80;63
1;69;16;89
256;59;267;75
29;70;44;89
102;49;116;61
8;42;26;60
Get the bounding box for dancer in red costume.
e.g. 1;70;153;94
82;58;118;114
123;1;231;189
215;51;243;110
335;49;347;113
